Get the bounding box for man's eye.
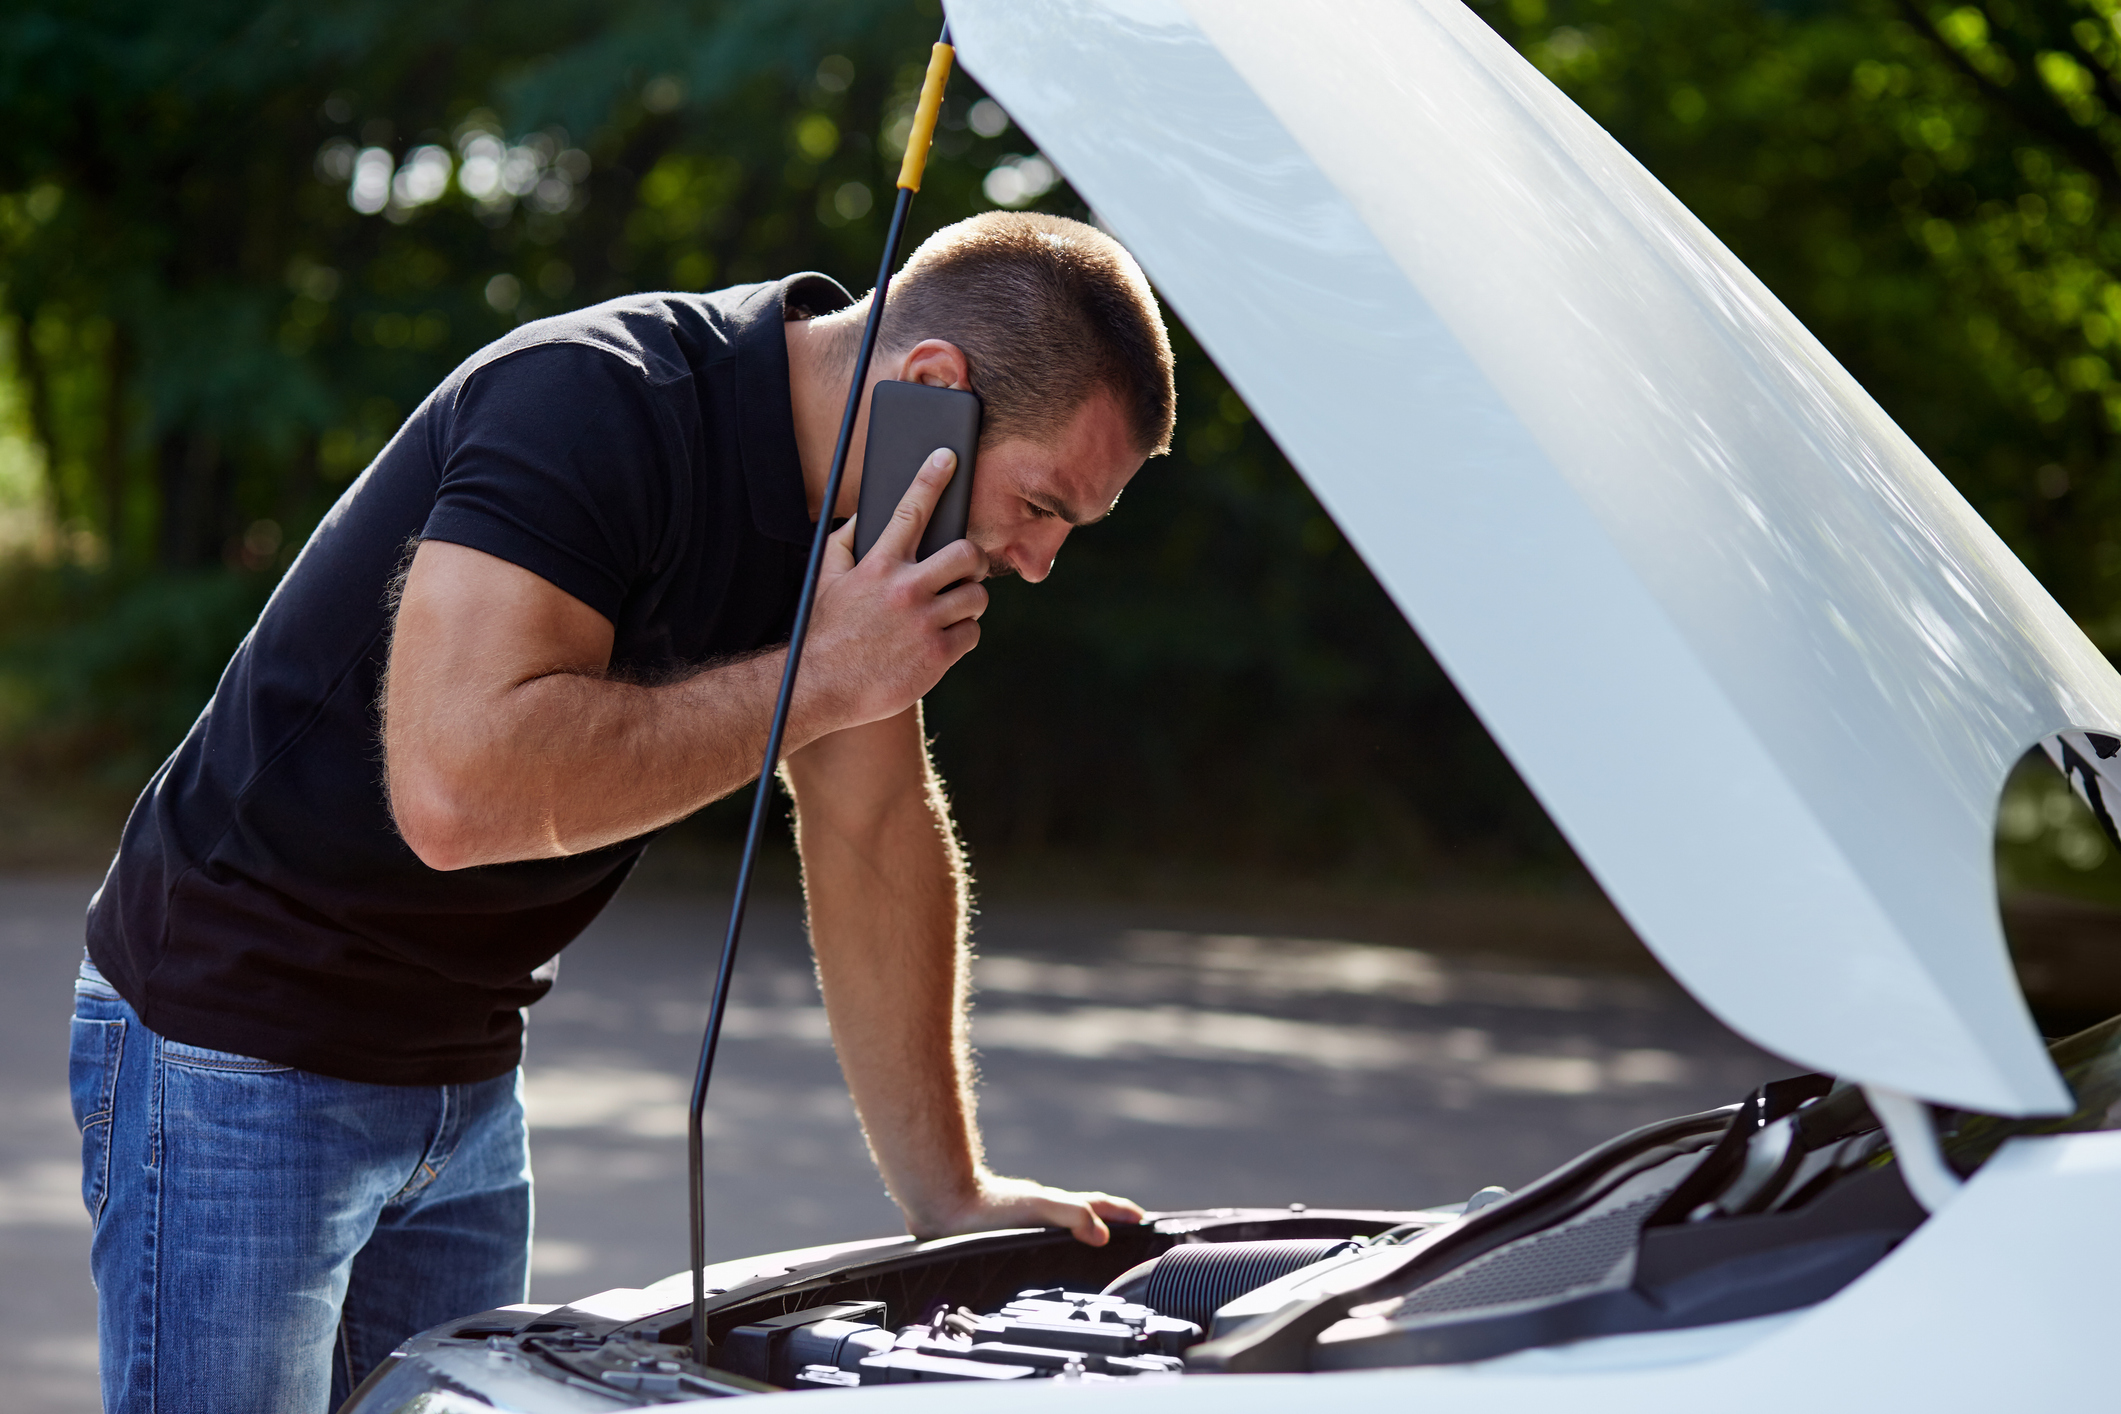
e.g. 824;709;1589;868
1026;501;1054;519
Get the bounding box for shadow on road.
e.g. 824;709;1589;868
0;873;1784;1411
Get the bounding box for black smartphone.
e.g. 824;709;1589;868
852;380;981;563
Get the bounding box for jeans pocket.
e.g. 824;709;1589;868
159;1038;294;1074
69;1016;125;1225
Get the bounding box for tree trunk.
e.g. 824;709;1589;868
12;311;65;534
100;326;131;564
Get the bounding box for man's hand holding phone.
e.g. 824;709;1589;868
800;449;986;737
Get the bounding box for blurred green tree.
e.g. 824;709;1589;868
0;0;1543;875
21;0;2121;885
0;0;964;568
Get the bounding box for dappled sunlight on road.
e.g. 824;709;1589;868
0;878;1784;1411
511;891;1782;1309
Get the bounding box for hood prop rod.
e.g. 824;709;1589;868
684;18;958;1366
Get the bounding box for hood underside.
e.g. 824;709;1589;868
947;0;2121;1115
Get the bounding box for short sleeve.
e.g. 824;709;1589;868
421;344;680;623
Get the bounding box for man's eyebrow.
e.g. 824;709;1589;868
1030;492;1108;527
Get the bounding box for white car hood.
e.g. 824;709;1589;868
949;0;2121;1115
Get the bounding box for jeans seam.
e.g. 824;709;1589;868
391;1084;458;1204
144;1026;165;1414
79;1017;126;1227
160;1054;293;1075
158;1035;293;1075
81;1121;110;1228
87;1021;122;1224
337;1302;360;1398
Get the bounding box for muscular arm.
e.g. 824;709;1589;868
383;542;786;867
385;449;1141;1242
384;451;984;871
787;710;1143;1245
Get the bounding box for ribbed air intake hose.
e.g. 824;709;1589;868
1133;1240;1359;1327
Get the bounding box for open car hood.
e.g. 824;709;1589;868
949;0;2121;1115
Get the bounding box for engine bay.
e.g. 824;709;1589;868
730;1289;1196;1387
342;1013;2121;1409
715;1233;1399;1388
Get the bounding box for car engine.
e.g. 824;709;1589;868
342;1013;2121;1410
719;1236;1377;1387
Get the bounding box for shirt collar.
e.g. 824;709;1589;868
733;272;855;546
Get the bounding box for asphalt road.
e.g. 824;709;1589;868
0;874;1783;1412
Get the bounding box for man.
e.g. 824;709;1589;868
71;210;1177;1413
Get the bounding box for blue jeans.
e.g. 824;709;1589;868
71;958;533;1413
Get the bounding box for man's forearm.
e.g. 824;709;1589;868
389;647;805;869
388;481;988;873
789;710;985;1233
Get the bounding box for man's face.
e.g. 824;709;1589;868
966;387;1144;583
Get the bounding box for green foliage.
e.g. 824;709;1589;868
0;0;1553;874
1480;0;2121;642
0;0;973;565
10;0;2121;880
0;564;273;791
1995;748;2121;905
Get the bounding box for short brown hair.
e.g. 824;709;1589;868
872;212;1175;457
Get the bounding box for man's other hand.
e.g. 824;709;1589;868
910;1172;1147;1248
803;449;988;732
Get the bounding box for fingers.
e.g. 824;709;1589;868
1035;1194;1111;1247
1027;1190;1143;1247
1089;1193;1147;1226
937;617;981;662
909;1181;1143;1248
928;579;988;629
909;536;987;591
822;516;858;574
870;449;957;563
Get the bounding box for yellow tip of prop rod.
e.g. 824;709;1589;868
896;42;956;192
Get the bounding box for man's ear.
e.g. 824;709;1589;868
895;339;971;392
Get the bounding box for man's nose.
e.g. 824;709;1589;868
1014;526;1069;583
